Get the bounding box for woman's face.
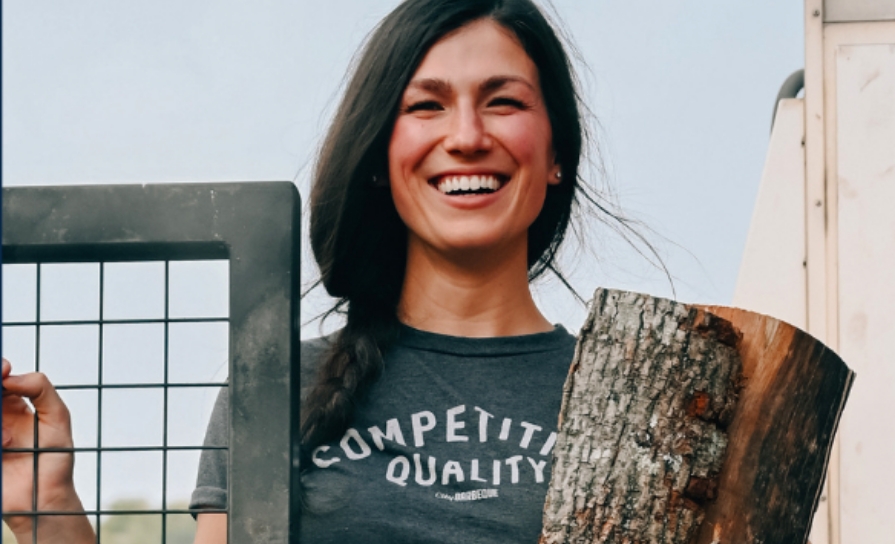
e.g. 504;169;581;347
388;18;559;262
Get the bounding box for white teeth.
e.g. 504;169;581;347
437;175;501;194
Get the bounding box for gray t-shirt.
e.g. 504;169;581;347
191;324;576;543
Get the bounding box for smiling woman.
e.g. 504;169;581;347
2;1;629;543
284;1;594;541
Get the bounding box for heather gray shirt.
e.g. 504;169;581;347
191;324;576;543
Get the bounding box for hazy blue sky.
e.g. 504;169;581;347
2;0;804;510
3;0;805;333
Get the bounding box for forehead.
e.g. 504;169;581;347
409;18;539;88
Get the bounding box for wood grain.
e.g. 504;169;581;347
694;305;854;544
541;289;854;544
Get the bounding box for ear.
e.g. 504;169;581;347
547;163;562;186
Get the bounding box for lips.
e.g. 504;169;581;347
431;174;509;195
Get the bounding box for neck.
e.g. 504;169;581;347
397;236;553;337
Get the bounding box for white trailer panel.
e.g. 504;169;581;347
835;40;895;542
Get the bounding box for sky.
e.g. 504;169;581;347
2;0;806;332
2;0;806;510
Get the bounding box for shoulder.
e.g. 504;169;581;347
554;325;578;350
301;334;334;364
299;332;338;397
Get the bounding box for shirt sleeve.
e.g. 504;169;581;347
189;386;229;515
187;335;332;517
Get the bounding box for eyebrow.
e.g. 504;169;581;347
405;75;537;95
480;75;536;94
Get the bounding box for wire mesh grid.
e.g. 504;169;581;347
2;259;230;543
3;181;302;542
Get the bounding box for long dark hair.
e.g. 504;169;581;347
303;0;583;452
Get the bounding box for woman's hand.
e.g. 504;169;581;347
2;358;95;543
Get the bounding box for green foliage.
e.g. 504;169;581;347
2;499;196;544
100;499;196;544
2;523;16;544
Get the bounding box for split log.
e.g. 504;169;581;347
541;289;743;542
693;305;853;543
541;289;854;544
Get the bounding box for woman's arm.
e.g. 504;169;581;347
190;387;230;543
4;504;95;544
194;513;227;543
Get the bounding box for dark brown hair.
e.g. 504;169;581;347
303;0;583;453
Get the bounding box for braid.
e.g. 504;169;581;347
300;300;401;452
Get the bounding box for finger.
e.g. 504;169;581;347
3;391;33;416
2;358;10;380
0;372;70;427
2;396;33;449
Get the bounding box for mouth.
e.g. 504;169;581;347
431;174;509;196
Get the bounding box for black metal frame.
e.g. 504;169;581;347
2;182;302;543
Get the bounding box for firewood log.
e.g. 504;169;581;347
541;289;854;544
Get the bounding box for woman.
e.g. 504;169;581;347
3;0;618;541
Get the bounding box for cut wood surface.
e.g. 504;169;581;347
694;305;854;544
541;289;854;544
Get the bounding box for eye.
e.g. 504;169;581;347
487;97;528;110
404;100;443;113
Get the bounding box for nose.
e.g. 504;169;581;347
443;102;491;156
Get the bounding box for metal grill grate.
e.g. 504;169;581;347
2;182;302;543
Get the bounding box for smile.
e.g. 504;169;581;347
434;174;507;195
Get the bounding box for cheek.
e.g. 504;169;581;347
492;117;553;169
388;118;435;177
387;120;424;227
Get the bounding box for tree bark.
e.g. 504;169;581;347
540;289;854;544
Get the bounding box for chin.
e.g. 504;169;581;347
435;231;524;257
